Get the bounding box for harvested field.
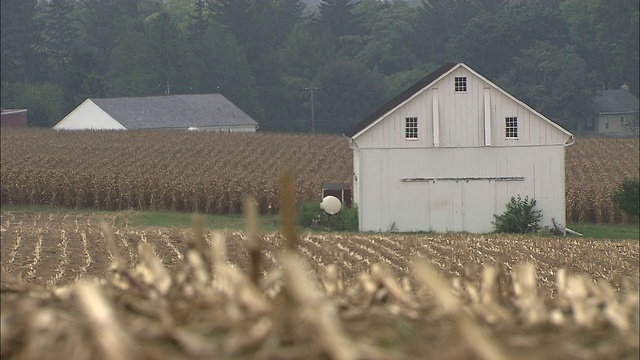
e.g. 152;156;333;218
1;210;639;359
2;129;638;223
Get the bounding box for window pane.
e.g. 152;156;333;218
405;117;418;139
505;117;518;138
455;77;467;92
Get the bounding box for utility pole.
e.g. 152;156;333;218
306;82;318;133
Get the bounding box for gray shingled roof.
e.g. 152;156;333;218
594;90;639;115
91;94;258;129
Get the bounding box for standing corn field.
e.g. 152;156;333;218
1;129;639;224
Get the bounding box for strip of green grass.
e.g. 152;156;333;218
3;205;637;239
568;223;639;240
120;210;281;232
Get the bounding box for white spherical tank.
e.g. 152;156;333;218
320;196;342;215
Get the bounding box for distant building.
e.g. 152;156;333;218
1;109;28;128
580;85;639;136
345;62;573;233
53;94;258;132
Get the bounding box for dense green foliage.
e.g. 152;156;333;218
1;0;638;131
613;178;640;220
298;201;358;231
493;195;542;234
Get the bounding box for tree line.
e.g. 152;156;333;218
1;0;638;133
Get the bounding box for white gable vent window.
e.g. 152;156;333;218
454;77;467;92
505;117;518;138
405;117;418;139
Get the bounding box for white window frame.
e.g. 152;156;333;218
454;77;467;93
405;117;418;140
505;116;518;139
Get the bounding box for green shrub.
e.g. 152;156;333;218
493;195;542;234
613;178;639;220
298;201;322;227
297;201;358;231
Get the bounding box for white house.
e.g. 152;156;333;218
345;62;574;233
53;93;258;132
591;86;639;136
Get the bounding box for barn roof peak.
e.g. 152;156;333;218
345;62;572;141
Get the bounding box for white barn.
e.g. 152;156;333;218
345;62;574;233
53;93;258;132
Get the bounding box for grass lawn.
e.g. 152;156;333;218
2;205;638;240
568;223;639;240
117;210;281;232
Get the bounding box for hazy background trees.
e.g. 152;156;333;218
1;0;638;131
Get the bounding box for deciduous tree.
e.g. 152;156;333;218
498;41;599;130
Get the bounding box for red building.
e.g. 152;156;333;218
1;109;28;128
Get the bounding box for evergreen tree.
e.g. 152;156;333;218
1;0;45;87
317;0;363;39
449;2;570;80
409;0;505;65
40;0;78;76
76;0;143;73
354;0;419;75
315;60;387;133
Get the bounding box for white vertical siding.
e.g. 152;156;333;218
432;88;440;147
354;66;570;149
357;146;566;233
352;148;360;207
484;87;492;146
351;63;571;233
53;100;126;130
356;89;433;149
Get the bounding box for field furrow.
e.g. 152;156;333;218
22;229;42;282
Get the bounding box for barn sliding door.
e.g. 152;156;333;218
428;180;496;233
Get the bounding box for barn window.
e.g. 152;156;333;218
454;77;467;92
605;118;610;129
505;117;518;138
405;117;418;139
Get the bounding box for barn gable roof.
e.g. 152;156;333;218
344;62;456;138
345;62;573;140
594;89;639;115
90;93;257;129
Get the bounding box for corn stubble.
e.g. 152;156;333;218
2;207;639;357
